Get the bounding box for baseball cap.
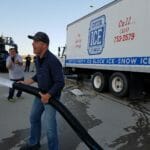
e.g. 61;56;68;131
28;32;49;45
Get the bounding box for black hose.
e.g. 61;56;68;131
13;82;103;150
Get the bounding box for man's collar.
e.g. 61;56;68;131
38;49;48;60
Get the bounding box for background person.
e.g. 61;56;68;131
6;47;24;101
19;32;64;150
31;55;36;72
24;54;31;72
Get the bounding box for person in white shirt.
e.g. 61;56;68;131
6;47;24;101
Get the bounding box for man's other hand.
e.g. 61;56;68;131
39;92;51;104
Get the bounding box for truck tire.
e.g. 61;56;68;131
92;72;107;92
109;72;128;97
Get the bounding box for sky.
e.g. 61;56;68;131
0;0;113;56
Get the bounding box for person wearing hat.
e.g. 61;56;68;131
6;47;24;101
19;32;65;150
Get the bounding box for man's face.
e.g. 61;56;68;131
9;49;16;57
32;40;46;55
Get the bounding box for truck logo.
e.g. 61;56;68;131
87;15;106;55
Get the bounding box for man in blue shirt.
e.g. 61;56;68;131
20;32;65;150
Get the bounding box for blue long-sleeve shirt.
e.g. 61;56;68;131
32;50;65;100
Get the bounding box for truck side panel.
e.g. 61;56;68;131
65;0;150;73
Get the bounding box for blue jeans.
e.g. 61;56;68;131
8;77;24;99
29;97;59;150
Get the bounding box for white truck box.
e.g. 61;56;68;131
62;0;150;98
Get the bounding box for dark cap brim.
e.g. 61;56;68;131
28;35;34;39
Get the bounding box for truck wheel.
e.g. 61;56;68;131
109;72;128;97
92;72;107;92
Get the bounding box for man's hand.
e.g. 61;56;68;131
39;92;51;104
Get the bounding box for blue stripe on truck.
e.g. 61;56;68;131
66;56;150;65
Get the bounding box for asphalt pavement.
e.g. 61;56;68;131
0;72;150;150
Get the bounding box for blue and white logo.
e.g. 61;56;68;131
87;15;106;55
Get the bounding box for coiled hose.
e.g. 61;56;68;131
13;82;103;150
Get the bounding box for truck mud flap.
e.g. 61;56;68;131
129;73;144;100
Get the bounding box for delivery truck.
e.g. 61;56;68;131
59;0;150;98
